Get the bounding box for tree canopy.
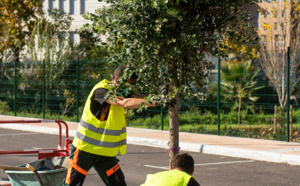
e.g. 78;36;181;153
86;0;257;97
84;0;258;157
0;0;42;62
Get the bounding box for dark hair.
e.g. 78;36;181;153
112;64;138;81
171;153;194;174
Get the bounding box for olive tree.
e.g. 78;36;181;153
84;0;258;158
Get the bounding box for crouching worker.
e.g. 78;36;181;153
141;153;200;186
65;65;157;186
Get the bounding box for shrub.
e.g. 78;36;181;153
0;101;10;114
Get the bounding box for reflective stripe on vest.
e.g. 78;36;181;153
79;119;126;136
75;131;126;148
72;79;127;156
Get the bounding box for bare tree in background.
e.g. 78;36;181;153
258;0;300;128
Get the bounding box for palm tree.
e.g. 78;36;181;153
208;61;263;124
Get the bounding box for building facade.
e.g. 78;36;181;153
246;0;292;50
41;0;106;44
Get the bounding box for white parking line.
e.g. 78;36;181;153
31;147;42;149
194;160;254;166
144;165;169;170
144;160;254;170
0;133;37;136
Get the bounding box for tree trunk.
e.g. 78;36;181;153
168;95;179;158
290;105;293;142
274;105;277;133
280;107;285;129
168;59;179;159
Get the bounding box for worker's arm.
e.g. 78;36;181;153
106;96;157;109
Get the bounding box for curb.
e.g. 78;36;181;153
127;136;300;166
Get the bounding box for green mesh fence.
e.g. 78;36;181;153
0;59;114;121
0;50;298;142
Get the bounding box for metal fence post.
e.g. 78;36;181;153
43;60;45;119
76;58;79;122
161;106;164;131
161;67;164;131
217;56;220;135
286;47;290;142
14;60;17;116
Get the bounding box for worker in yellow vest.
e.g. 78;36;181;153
65;65;158;186
141;153;200;186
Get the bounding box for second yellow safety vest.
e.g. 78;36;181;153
141;169;192;186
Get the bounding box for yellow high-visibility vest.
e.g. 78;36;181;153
141;170;193;186
72;79;126;156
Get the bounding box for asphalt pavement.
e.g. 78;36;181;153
0;128;300;186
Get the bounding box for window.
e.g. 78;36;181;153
59;0;64;14
282;9;285;17
70;0;75;15
49;0;54;11
70;0;80;15
247;11;251;19
264;11;268;18
70;32;75;42
258;23;261;30
58;32;67;47
80;0;85;14
274;10;278;18
257;11;260;19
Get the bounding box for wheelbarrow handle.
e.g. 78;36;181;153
26;164;45;186
0;166;28;171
